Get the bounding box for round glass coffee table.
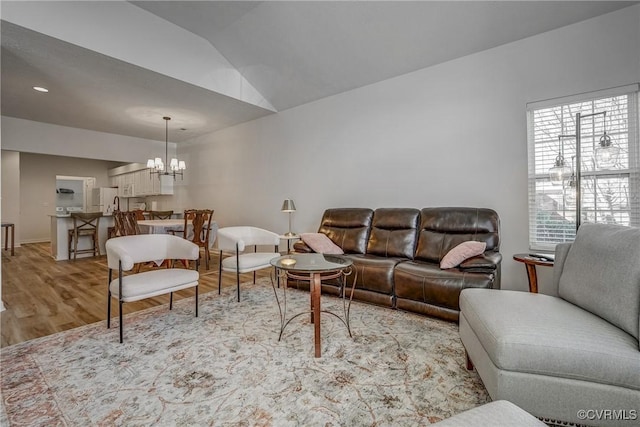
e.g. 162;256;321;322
270;253;356;357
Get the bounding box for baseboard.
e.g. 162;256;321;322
17;238;51;245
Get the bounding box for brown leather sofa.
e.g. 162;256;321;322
292;207;501;321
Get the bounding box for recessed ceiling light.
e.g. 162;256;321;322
33;86;49;93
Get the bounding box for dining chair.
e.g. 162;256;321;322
106;234;200;343
149;210;174;220
217;226;280;302
132;209;146;221
112;211;140;237
181;209;214;270
68;212;103;260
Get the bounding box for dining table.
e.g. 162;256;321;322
138;219;218;248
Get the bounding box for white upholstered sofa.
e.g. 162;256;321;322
459;223;640;426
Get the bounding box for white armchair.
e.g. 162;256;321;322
106;234;200;343
217;226;280;301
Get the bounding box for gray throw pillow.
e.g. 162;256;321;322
558;223;640;342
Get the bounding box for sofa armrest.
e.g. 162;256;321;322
459;251;502;272
292;240;314;253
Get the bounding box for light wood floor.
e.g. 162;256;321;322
1;242;272;347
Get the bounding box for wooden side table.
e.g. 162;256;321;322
513;253;554;293
1;222;15;256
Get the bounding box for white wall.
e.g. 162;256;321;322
1;116;173;164
180;5;640;293
0;151;19;311
17;153;122;243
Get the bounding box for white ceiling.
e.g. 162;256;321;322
2;1;637;142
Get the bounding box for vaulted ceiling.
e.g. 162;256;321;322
1;1;637;142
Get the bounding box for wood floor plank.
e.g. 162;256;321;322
1;242;273;347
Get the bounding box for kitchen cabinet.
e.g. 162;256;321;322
108;164;173;197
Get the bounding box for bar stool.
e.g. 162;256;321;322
68;212;102;260
1;222;15;256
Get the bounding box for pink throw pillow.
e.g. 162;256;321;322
301;233;344;254
440;241;486;269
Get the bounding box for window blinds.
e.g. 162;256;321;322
526;85;640;251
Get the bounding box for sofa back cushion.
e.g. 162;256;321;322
318;208;373;254
415;208;500;263
367;208;419;259
558;223;640;341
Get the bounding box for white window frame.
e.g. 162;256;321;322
526;84;640;251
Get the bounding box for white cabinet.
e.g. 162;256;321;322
108;164;173;197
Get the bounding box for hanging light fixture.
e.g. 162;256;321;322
549;111;609;232
549;136;572;185
147;116;186;180
594;113;620;169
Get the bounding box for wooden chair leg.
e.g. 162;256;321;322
73;231;79;260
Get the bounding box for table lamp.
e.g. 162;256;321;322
281;199;297;237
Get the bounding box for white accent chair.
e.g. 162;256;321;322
106;234;200;343
217;226;280;302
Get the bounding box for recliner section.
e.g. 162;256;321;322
293;207;501;321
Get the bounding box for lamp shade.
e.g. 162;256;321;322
595;132;620;169
281;199;296;212
549;155;572;185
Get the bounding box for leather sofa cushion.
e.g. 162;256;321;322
395;260;494;312
415;208;500;263
345;254;404;295
558;223;640;342
460;289;640;391
318;208;373;254
367;208;419;259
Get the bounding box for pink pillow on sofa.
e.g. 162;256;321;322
301;233;344;254
440;241;486;269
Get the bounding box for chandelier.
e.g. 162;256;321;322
147;116;185;180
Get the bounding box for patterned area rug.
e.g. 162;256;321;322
1;279;490;426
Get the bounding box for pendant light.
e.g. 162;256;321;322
549;136;572;185
147;116;186;180
594;130;620;170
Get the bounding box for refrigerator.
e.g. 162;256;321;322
91;187;119;215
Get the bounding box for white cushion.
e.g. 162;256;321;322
217;226;280;252
109;268;199;302
221;252;280;273
106;234;200;271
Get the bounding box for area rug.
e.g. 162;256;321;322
1;279;490;426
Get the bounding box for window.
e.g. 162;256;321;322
527;85;640;251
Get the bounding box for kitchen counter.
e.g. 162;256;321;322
49;215;114;261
